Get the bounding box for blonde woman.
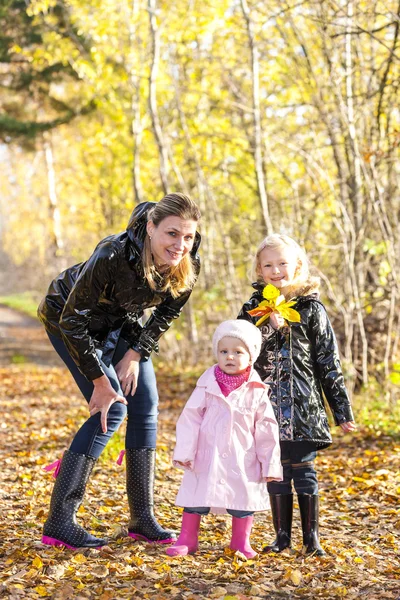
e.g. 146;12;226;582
38;193;201;549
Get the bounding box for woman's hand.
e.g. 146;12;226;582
89;376;128;434
340;421;357;433
115;349;141;397
270;312;285;329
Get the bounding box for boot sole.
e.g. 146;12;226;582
128;533;175;544
166;545;197;556
42;536;103;550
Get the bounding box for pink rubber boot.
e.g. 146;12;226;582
166;513;201;556
230;516;257;559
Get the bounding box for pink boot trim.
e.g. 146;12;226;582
42;535;103;550
230;516;257;559
116;450;126;465
43;453;64;478
42;535;77;550
165;512;201;557
128;532;175;544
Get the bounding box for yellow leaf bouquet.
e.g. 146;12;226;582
247;284;301;327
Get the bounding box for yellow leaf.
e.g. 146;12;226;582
263;284;280;301
32;556;43;569
255;313;272;327
279;307;301;322
34;586;49;597
290;569;303;586
71;553;87;564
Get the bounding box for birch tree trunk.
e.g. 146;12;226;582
240;0;273;234
148;0;170;194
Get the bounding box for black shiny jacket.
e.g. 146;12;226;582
238;282;354;449
38;202;201;381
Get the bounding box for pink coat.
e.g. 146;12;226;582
173;365;283;513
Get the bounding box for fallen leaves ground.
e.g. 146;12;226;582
0;364;399;600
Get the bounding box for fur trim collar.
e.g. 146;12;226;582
252;276;320;300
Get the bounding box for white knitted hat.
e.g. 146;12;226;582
212;320;262;364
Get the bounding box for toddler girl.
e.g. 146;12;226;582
238;234;356;556
166;320;282;558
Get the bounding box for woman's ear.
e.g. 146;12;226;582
146;220;155;239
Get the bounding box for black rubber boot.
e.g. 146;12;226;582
298;494;326;556
126;448;176;543
262;494;293;553
42;450;107;549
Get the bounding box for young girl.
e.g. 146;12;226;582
166;320;282;558
238;234;356;557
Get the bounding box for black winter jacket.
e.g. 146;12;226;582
38;202;201;381
238;282;354;449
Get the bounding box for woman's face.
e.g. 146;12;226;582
147;216;197;269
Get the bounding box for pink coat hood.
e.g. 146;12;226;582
173;365;282;513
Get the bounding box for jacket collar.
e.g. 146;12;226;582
251;278;320;301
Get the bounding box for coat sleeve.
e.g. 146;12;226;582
172;386;206;471
309;302;354;425
131;287;194;361
131;258;201;361
237;292;276;340
237;292;261;323
254;389;283;480
58;241;119;381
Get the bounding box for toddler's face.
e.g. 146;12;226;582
258;246;298;289
217;336;251;375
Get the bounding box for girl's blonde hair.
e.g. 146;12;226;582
254;233;319;297
138;193;201;298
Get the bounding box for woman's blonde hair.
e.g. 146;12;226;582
254;233;319;297
141;193;201;298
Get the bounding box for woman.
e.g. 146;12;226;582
38;193;201;549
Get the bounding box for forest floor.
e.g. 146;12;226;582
0;306;399;600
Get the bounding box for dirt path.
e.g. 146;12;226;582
0;305;62;366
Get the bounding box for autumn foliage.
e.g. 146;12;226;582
0;363;399;599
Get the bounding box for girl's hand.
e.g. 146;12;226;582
89;375;127;434
115;349;141;397
270;312;285;330
176;460;191;468
340;421;357;433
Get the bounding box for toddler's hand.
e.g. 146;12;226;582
340;421;357;433
270;312;285;330
176;460;191;467
264;477;281;483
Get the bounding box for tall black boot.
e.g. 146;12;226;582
298;494;326;556
126;448;176;543
262;494;293;553
42;450;107;549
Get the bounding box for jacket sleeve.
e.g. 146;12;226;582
238;293;276;341
237;292;260;323
131;271;200;361
172;386;206;471
58;241;119;381
309;302;354;425
254;389;283;480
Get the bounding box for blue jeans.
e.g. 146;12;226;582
184;507;254;518
267;441;319;495
48;333;159;459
